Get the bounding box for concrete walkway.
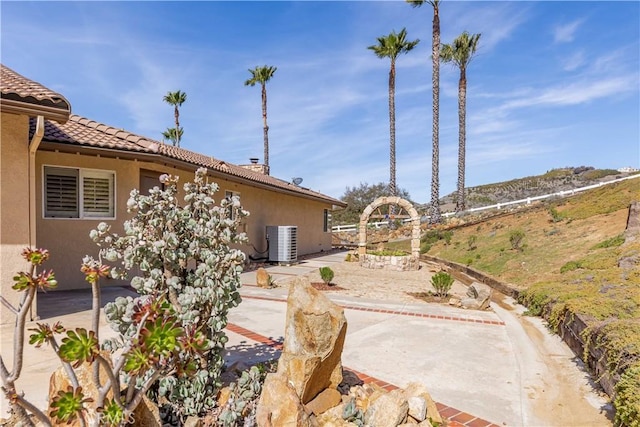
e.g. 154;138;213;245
1;251;613;426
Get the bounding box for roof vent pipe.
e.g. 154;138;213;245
250;157;259;164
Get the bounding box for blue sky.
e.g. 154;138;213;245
2;1;638;203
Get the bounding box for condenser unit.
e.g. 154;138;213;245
266;225;298;263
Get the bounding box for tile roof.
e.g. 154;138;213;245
1;64;71;112
34;114;345;206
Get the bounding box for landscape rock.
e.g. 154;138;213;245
460;297;482;310
304;388;342;415
423;392;443;426
315;412;358;427
256;267;272;288
48;355;113;426
463;282;492;310
364;389;408;427
403;383;442;426
277;277;347;403
624;201;640;242
216;386;232;408
407;396;427;422
130;394;162;427
183;416;202;427
256;372;311;427
338;369;364;394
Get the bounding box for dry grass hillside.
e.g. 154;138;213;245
437;166;632;211
420;177;640;426
427;179;638;290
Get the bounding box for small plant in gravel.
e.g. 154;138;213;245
342;398;365;426
430;271;454;298
319;266;335;286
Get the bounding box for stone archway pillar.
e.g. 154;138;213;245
358;196;421;262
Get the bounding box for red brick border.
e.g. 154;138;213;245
240;293;505;326
226;322;501;427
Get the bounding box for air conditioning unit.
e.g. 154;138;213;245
267;225;298;263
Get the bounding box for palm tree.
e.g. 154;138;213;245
162;127;183;146
441;31;481;212
245;65;277;175
407;0;442;224
163;90;187;147
368;28;419;206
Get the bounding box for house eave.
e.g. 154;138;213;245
1;98;70;124
38;141;347;208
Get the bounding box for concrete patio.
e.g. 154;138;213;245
1;251;612;426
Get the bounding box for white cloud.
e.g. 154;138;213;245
553;19;585;43
499;75;636;110
441;2;532;52
562;50;586;71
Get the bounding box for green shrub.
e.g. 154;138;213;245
547;206;565;223
319;266;335;285
593;234;625;249
509;230;525;251
93;168;248;418
560;260;582;273
467;235;477;251
614;365;640;427
367;249;406;256
431;271;454;297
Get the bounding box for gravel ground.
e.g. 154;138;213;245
303;258;472;305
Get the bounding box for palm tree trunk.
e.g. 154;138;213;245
456;68;467;213
430;3;441;224
261;83;270;175
389;58;397;217
174;106;180;147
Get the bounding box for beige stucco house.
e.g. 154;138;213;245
1;64;345;324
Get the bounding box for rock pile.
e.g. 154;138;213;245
255;277;442;426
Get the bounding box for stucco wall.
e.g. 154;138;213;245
0;113;31;324
35;151;333;290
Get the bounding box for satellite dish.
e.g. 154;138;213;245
292;177;303;186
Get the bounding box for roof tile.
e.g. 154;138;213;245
1;64;71;111
32;114;344;206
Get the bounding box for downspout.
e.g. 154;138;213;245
28;115;44;321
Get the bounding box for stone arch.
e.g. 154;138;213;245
358;196;421;260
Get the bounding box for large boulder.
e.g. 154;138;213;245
277;277;347;404
256;372;311;427
462;282;492;310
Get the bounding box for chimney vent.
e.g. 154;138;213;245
250;157;259;164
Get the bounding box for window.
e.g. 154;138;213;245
44;166;115;219
139;170;165;195
323;209;331;232
225;190;240;221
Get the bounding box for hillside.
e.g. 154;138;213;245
424;177;640;426
437;166;635;211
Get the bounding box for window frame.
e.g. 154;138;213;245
224;190;241;221
323;208;331;233
43;165;116;220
